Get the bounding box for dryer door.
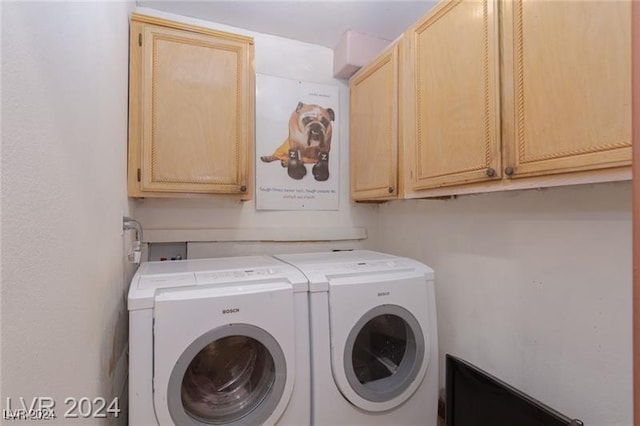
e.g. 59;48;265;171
153;282;295;426
329;272;431;412
346;305;425;402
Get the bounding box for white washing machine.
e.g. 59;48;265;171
128;256;310;425
277;250;438;426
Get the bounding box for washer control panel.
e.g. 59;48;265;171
196;267;283;283
138;273;195;290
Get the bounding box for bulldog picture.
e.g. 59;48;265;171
260;101;335;181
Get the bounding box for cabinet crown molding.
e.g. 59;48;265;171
131;13;255;45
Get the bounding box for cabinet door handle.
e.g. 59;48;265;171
504;167;515;176
486;168;496;177
388;187;394;194
240;185;247;192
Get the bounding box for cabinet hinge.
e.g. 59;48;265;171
137;168;141;182
138;33;142;47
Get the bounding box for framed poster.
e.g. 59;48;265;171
256;74;340;210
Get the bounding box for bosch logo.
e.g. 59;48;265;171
222;308;240;314
377;292;390;297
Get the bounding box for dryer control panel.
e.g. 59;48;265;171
304;259;415;276
276;251;434;293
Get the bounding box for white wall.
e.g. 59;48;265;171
0;4;632;426
378;182;633;426
133;8;379;256
1;2;135;423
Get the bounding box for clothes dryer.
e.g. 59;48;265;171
277;250;438;426
128;256;310;426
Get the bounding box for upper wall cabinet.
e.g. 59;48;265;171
128;14;255;198
350;41;400;201
501;0;631;179
403;0;501;192
399;0;631;198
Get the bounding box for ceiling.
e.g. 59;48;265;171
138;1;438;49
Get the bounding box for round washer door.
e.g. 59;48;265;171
166;324;287;426
341;304;428;411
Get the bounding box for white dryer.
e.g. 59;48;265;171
128;256;310;426
277;250;438;426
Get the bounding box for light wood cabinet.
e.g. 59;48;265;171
397;0;631;198
350;42;400;201
403;0;501;193
501;0;631;179
128;14;254;198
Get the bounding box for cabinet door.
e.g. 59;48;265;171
403;0;501;192
129;19;254;196
350;43;399;201
502;0;631;179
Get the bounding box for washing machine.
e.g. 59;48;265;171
128;256;310;425
277;250;438;426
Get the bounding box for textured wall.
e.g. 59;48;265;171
0;4;633;426
1;2;135;423
378;182;633;426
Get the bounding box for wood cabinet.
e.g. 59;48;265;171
501;0;631;179
396;0;631;198
350;42;400;201
128;14;254;198
403;0;501;193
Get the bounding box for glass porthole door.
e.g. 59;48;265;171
343;305;425;405
167;325;287;425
